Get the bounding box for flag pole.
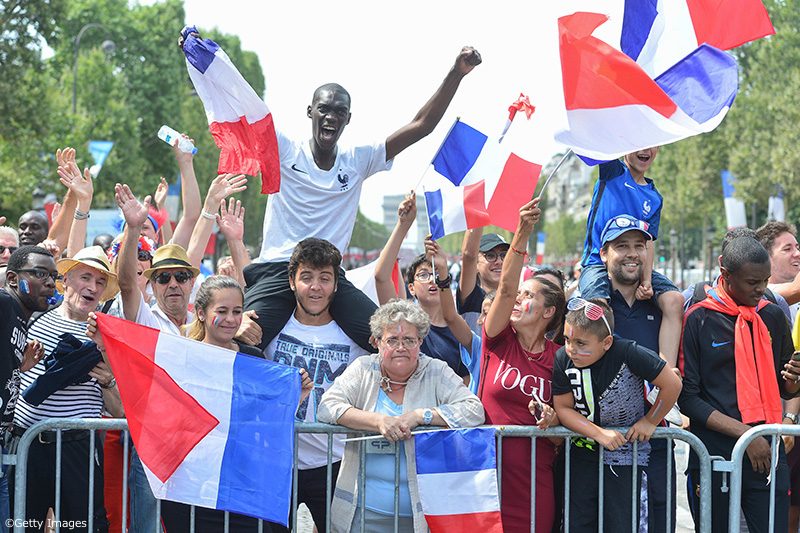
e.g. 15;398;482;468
412;117;461;193
342;427;452;443
535;149;573;200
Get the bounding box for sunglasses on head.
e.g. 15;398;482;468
567;297;612;337
0;246;18;255
137;250;152;262
152;270;193;285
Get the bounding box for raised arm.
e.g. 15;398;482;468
187;174;247;268
56;159;94;258
114;184;152;321
483;198;540;338
375;192;416;305
426;238;473;348
153;177;174;244
458;228;482;305
169;134;201;248
45;148;80;254
385;47;481;162
217;197;248;287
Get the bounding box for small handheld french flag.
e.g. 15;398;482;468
422;118;541;240
415;428;503;533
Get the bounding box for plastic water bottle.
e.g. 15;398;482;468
157;125;197;155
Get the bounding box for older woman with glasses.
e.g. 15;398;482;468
318;299;484;532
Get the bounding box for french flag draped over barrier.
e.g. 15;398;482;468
415;428;503;533
555;11;739;162
422;119;541;240
95;313;300;525
180;26;280;194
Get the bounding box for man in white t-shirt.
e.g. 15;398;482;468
264;238;368;532
241;46;483;354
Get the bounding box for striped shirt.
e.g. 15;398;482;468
13;309;103;429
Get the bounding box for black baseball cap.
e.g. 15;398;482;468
479;234;509;253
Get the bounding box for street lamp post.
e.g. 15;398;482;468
72;23;116;113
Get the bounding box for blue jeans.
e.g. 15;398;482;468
129;445;161;533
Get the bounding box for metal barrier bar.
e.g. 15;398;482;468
121;430;129;533
530;435;537;533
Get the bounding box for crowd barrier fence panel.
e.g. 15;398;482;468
11;419;713;533
723;423;800;532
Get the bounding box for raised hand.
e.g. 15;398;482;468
397;191;417;225
217;197;245;242
56;147;76;168
154;177;169;208
454;46;482;76
57;160;93;201
205;174;247;208
517;197;541;234
21;340;44;372
114;183;152;227
172;132;196;166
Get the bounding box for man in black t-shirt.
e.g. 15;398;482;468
680;236;800;532
0;245;55;529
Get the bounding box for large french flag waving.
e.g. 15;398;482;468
95;313;300;526
422;119;541;240
181;26;281;194
415;428;503;533
555;10;739;162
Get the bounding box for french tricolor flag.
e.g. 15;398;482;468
415;428;503;533
622;0;774;78
422;119;541;240
95;313;300;526
181;26;281;194
555;11;739;162
535;232;546;265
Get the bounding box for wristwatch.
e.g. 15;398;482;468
784;412;798;424
422;408;434;425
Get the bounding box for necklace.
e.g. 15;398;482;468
379;363;417;393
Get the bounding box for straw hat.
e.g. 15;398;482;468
142;244;200;280
57;246;119;302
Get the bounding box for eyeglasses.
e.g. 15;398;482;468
17;268;61;282
0;246;18;255
414;271;434;283
567;297;612;336
481;251;507;263
381;336;421;349
153;271;194;285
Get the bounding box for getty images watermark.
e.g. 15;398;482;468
6;518;88;530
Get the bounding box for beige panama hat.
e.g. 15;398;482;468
142;244;200;280
57;245;119;302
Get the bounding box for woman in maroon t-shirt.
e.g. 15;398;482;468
480;198;566;533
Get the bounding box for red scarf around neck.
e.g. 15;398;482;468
695;281;782;425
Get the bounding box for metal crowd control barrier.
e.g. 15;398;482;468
11;419;713;533
725;423;800;532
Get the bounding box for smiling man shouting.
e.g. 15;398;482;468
181;28;484;353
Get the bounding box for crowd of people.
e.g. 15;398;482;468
1;32;799;533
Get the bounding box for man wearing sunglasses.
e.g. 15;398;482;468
0;246;55;528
